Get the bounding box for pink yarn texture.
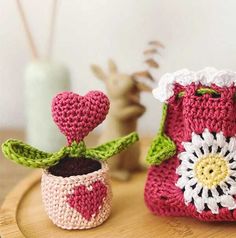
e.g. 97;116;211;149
52;91;110;144
145;73;236;221
67;181;107;221
41;162;112;229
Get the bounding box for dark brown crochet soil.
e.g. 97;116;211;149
48;156;102;177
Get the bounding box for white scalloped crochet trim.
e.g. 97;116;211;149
152;67;236;102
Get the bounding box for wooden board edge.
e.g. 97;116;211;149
0;170;42;238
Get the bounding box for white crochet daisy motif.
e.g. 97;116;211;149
176;128;236;214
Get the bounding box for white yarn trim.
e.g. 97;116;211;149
152;67;236;102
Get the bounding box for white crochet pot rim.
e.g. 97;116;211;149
152;67;236;102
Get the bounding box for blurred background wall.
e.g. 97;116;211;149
1;0;236;135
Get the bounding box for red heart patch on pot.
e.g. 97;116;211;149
52;91;110;144
66;181;107;221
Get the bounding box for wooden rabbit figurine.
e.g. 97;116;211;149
91;60;146;180
91;41;163;180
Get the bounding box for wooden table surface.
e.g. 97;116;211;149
4;169;234;238
0;130;32;205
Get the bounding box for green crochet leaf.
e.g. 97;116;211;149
1;139;66;169
146;104;176;165
85;132;139;161
2;132;139;169
146;133;176;165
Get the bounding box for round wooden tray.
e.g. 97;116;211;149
1;171;236;238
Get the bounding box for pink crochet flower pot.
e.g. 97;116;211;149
1;89;139;230
41;161;112;229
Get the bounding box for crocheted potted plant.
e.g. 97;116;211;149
2;90;138;229
145;68;236;221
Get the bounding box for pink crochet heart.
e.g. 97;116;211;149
66;181;107;221
52;91;110;144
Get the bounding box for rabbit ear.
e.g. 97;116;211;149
108;59;118;73
91;64;107;81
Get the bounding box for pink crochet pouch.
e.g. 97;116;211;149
145;68;236;221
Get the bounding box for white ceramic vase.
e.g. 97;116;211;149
24;60;70;152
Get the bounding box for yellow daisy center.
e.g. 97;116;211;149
194;154;229;188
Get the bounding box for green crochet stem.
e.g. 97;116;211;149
2;132;139;169
178;87;220;98
146;104;176;165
